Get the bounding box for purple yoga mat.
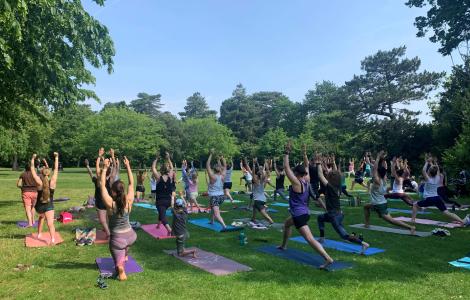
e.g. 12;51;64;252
17;221;38;228
394;216;462;229
96;256;143;275
164;248;252;276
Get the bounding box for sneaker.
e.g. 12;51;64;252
76;238;86;246
85;238;93;246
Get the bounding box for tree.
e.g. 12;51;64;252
345;46;443;120
158;111;184;162
0;0;115;128
179;92;217;120
78;107;167;165
102;101;128;111
406;0;470;57
443;116;470;173
256;128;289;159
182;118;239;165
129;93;162;118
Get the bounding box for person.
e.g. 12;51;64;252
181;160;191;203
308;154;321;201
135;169;147;201
151;152;176;235
412;155;469;226
87;148;110;238
247;158;274;225
187;171;202;212
278;142;333;270
100;156;136;281
206;149;229;230
384;157;413;206
364;151;416;234
270;158;288;201
172;198;197;258
223;159;236;207
315;154;370;254
437;166;462;209
30;152;59;244
17;163;38;227
240;161;253;193
346;158;355;178
364;154;372;178
350;160;368;190
150;173;157;203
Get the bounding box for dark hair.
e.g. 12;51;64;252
378;166;387;179
429;166;438;177
293;165;307;177
326;171;341;188
227;162;232;169
111;180;126;216
396;169;405;177
24;163;31;171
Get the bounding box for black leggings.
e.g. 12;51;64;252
437;186;461;207
156;199;171;225
317;212;362;244
341;186;353;197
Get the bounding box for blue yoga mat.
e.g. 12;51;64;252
289;236;385;256
257;245;353;271
188;218;242;232
449;257;470;270
271;202;289;207
134;203;172;216
389;208;431;215
267;208;278;213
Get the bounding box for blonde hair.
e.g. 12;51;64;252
40;168;51;203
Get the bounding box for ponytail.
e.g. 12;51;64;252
41;169;51;203
111;180;126;216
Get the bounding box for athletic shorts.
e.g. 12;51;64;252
189;192;198;201
223;182;232;190
209;195;225;207
245;180;252;186
372;203;388;216
22;191;37;207
292;214;310;229
355;178;364;184
417;196;447;211
253;200;266;212
35;200;54;214
136;185;145;193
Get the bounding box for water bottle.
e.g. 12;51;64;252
239;231;247;245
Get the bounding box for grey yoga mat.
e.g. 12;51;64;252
349;224;432;237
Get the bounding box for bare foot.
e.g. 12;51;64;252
117;266;127;281
191;250;197;258
410;227;416;235
125;256;129;262
360;242;369;255
319;258;334;270
167;228;172;236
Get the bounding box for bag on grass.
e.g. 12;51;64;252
58;212;73;224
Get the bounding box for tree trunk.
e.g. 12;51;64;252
11;154;19;171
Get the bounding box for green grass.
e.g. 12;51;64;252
1;168;470;299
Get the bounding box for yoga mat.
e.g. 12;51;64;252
141;224;175;239
289;236;385;256
233;206;278;213
25;232;64;247
388;208;431;215
449;256;470;270
271;202;289;207
133;203;172;216
225;200;243;203
394;216;462;229
349;224;432;237
17;221;38;228
96;255;143;276
164;248;252;275
95;230;109;245
188;218;243;232
257;245;353;271
309;210;324;215
54;197;70;202
187;207;211;214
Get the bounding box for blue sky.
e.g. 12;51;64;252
83;0;453;122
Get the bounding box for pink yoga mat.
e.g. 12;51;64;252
142;224;175;239
164;248;252;276
25;232;64;247
394;216;462;229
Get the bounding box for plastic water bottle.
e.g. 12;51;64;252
239;231;247;245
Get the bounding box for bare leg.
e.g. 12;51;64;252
363;204;372;227
411;203;418;223
45;210;56;244
279;217;293;249
224;188;234;204
382;214;415;234
298;225;333;269
443;210;465;224
212;206;226;228
251;207;257;222
136;191;141;201
37;214;45;238
24;205;34;227
350;181;356;191
165;223;172;235
260;208;274;224
97;209;110;237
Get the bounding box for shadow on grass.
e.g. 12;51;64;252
0;200;18;208
0;233;25;239
48;262;96;270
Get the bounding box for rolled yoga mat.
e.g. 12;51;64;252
164;248;252;276
188;218;243;232
349;224;432;237
96;255;143;276
289;236;385;256
393;216;462;229
141;224;175;239
256;245;353;271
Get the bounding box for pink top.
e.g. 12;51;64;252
188;179;198;193
348;163;354;172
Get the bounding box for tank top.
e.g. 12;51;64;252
252;182;266;202
370;180;387;205
208;174;224;197
423;176;439;199
155;176;174;202
225;168;233;183
275;174;285;190
245;172;252;181
109;203;132;234
349;163;354;172
289;179;309;217
392;178;404;193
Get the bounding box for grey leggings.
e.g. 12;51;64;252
109;229;137;267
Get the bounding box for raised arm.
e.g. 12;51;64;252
331;155;337;171
422;155;432;181
274;158;280;177
317;156;328;186
100;159;114;209
284;141;301;192
151;156;161;180
49;152;59;189
42;158;49;169
123;156;134;203
373;151;384;185
206;149;216;181
165;152;174;171
84;159;94;179
30;154;43;188
220;156;227;177
302;144;310;182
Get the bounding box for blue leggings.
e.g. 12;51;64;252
317;212;362;244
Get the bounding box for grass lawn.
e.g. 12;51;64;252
1;167;470;299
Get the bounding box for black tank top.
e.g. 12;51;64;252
276;174;285;190
155;176;175;202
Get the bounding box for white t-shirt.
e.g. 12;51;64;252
423;176;439;199
150;177;157;191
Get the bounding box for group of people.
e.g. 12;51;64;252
16;144;470;277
